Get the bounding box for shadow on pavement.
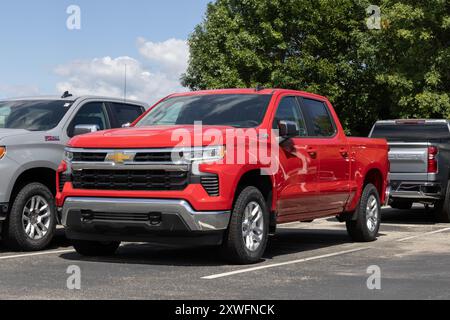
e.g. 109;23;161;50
0;228;71;254
59;227;352;267
381;205;438;225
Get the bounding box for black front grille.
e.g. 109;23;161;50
201;175;220;197
58;173;69;192
72;152;107;162
134;152;176;162
72;170;188;191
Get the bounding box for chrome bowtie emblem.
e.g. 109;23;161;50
105;152;134;164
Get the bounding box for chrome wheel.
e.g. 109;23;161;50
22;196;51;240
366;195;379;233
242;201;264;252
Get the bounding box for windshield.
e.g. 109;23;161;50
0;100;72;131
371;123;450;141
136;94;272;128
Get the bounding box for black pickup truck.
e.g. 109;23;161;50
370;119;450;222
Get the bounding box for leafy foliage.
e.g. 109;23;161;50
182;0;450;135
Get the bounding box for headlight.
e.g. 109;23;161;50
64;150;74;162
0;146;6;160
183;146;225;162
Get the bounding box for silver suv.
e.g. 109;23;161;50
0;93;147;251
370;119;450;222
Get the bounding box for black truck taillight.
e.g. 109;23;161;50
428;146;438;173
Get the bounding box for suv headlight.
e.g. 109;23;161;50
183;146;225;162
0;146;6;160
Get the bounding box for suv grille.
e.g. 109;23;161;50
72;170;188;191
201;175;220;197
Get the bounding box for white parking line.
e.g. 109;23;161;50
397;227;450;242
0;249;75;261
202;247;370;280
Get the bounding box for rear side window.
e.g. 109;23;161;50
301;98;336;137
109;103;144;127
371;124;450;141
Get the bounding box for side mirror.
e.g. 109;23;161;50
122;123;131;128
278;120;299;139
73;124;100;136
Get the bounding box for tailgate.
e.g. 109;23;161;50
388;142;429;180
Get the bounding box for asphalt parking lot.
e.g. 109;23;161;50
0;205;449;300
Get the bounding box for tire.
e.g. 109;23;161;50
72;240;121;257
222;186;270;265
4;183;57;251
390;200;413;210
346;184;381;242
434;180;450;223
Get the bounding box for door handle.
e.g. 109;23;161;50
307;148;318;159
340;148;349;158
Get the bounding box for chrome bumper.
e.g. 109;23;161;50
62;197;231;232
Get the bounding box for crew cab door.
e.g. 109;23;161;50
299;97;351;214
273;96;322;222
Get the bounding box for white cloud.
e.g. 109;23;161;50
137;37;189;75
54;38;190;104
0;84;40;99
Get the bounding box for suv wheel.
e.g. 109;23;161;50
72;240;121;257
346;184;381;242
5;183;57;251
434;180;450;223
222;186;269;265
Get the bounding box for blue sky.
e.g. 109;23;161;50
0;0;210;102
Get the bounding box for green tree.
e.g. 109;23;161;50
182;0;450;135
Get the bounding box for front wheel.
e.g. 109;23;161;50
222;187;270;265
346;184;381;242
72;240;121;257
5;183;57;251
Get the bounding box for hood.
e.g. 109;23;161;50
68;125;240;149
0;129;32;142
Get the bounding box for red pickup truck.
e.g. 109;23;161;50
56;89;389;264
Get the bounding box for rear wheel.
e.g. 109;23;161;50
390;200;413;210
222;187;269;265
72;240;121;257
434;180;450;223
346;184;381;242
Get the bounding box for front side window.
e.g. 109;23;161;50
68;102;108;137
273;97;307;136
301;98;335;137
0;100;71;131
137;94;272;128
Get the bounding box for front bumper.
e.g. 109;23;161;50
62;197;231;244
